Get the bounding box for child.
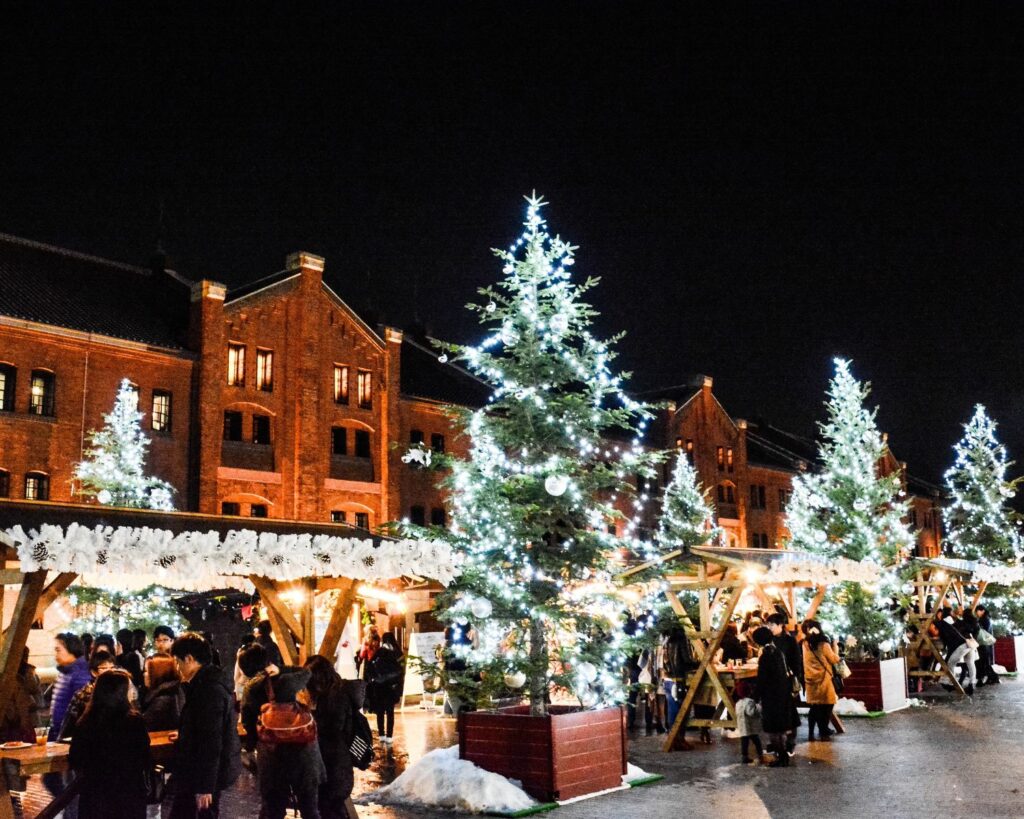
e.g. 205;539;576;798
734;679;763;764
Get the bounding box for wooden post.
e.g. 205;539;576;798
0;571;46;719
299;578;316;664
805;585;827;621
250;577;301;666
318;579;357;660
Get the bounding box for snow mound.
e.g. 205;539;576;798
358;746;536;814
907;697;927;708
624;763;652;783
834;697;869;716
992;663;1009;675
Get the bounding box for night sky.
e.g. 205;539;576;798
2;6;1023;484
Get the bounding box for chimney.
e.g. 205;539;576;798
286;251;325;286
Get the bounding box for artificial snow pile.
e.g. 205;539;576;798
833;697;870;716
623;762;653;783
992;663;1009;675
359;746;536;814
907;697;927;708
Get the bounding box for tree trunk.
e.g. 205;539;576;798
529;617;548;716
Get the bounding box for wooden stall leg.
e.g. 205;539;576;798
318;580;357;660
250;577;302;666
0;571;46;712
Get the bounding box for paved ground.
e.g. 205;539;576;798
10;680;1024;817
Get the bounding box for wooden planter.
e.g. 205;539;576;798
994;635;1024;672
459;705;627;802
843;657;908;712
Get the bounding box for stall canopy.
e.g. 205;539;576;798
0;499;459;715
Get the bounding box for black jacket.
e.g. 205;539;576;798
257;634;284;668
255;668;326;800
314;679;362;802
756;643;794;734
142;679;185;732
241;667;302;752
366;647;404;712
937;617;966;655
69;711;151;819
773;631;804;685
175;664;241;796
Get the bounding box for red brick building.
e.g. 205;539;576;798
0;233;943;556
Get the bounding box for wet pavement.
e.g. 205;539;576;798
10;684;1024;817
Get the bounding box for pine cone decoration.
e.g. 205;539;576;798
158;554;176;568
30;543;49;563
97;550;108;565
316;552;332;564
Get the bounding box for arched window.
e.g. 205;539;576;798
29;370;55;416
716;482;736;504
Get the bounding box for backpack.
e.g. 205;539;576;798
349;709;374;769
257;680;318;745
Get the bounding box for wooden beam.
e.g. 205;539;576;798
263;600;300;667
299;579;316;664
318;580;357;660
250;577;303;640
0;571;46;721
805;585;828;620
970;581;988;611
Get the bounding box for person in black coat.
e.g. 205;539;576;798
304;655;358;817
256;667;326;819
69;669;151;819
170;633;242;818
116;628;145;690
767;613;802;752
365;633;404;743
719;624;748;664
257;620;284;669
975;604;1000;685
753;627;792;768
142;655;186;731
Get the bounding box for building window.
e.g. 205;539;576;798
124;382;140;411
0;470;9;498
431;433;445;453
29;371;54;416
331;510;348;524
221;502;240;516
357;370;372;409
252;414;271;445
717;482;735;504
716;446;725;470
749;532;770;549
24;472;49;501
0;364;14;412
334;365;349;404
151;390;172;433
726;447;734;472
250;504;268;518
331;427;347;456
410;505;426;526
749;484;766;510
410;429;424;445
778;488;791;510
256;349;274;392
431;507;447;526
908;508;918;529
354;430;371;458
223;410;243;441
354;512;369;530
227;344;246;386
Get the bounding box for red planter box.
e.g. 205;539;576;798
994;635;1024;672
459;705;627;802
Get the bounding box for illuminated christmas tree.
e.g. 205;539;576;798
75;378;175;510
657;452;719;553
786;359;911;653
943;405;1021;563
435;195;661;715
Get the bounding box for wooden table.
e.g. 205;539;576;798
0;732;180;819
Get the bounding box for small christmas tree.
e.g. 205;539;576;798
75;379;175;510
657;452;720;553
434;195;662;716
943;405;1021;563
786;359;911;654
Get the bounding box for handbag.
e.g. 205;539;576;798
977;629;996;647
835;659;852;679
964;637;980;651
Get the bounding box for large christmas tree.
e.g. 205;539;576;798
435;195;661;716
75;379;175;510
657;451;719;553
943;405;1021;563
786;359;911;652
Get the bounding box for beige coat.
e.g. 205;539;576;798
802;640;841;705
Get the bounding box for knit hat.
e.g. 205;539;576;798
270;667;311;703
752;626;774;647
153;625;175;641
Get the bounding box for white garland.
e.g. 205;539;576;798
6;523;461;586
760;556;882;586
971;563;1024;586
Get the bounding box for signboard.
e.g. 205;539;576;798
402;631;445;707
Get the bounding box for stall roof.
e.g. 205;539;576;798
912;555;1024;585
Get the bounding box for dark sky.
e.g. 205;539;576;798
2;5;1023;483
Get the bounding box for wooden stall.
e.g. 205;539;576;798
0;498;458;819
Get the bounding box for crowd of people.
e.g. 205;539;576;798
1;619;407;819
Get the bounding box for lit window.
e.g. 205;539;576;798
716;446;725;470
252;415;271;445
29;371;54;416
332;427;347;456
250;504;268;518
0;365;15;412
227;344;246;386
726;447;734;473
354;430;371;458
331;510;348;524
151;391;172;433
256;349;274;392
24;472;49;501
355;512;369;530
357;370;372;409
334;365;349;404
